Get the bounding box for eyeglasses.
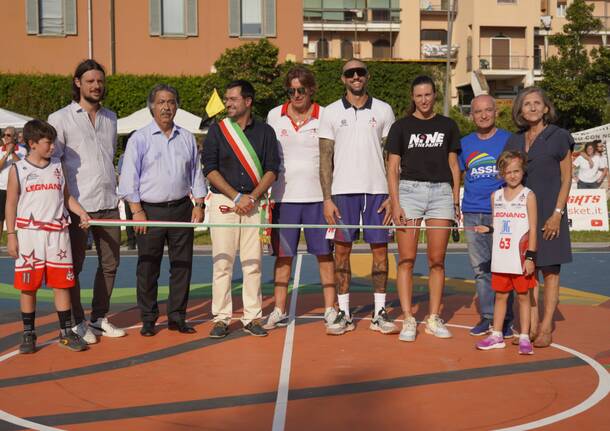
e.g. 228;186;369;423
287;87;307;97
343;67;368;78
2;133;14;137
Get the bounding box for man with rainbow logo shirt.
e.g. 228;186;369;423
458;95;514;338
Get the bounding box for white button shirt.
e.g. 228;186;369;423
48;101;119;212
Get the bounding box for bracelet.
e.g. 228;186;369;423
132;209;144;216
524;250;537;261
195;201;205;209
248;195;256;203
7;232;17;235
233;193;242;203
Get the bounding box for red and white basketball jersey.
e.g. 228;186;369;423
491;187;532;275
15;158;70;231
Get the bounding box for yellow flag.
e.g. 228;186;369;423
205;88;225;118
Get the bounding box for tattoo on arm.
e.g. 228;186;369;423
381;137;388;172
319;138;335;200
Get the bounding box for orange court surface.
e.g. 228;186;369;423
0;250;609;430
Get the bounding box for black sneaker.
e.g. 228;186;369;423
243;320;268;337
58;331;88;352
19;331;37;354
209;321;229;339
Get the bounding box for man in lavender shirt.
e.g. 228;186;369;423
118;84;207;337
49;60;124;344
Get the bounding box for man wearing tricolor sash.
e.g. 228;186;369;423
202;80;280;338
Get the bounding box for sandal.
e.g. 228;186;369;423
533;331;552;348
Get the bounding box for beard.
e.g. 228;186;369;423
82;91;104;104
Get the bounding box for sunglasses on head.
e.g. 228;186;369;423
287;87;307;97
343;67;368;78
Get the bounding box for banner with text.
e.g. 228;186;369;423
567;189;609;231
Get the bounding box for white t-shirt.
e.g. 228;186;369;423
573;154;604;183
318;96;395;195
491;187;532;275
0;144;27;189
267;102;324;203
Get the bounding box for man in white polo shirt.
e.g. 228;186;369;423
264;66;345;335
319;59;398;334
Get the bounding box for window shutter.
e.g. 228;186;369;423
228;0;240;37
25;0;39;35
186;0;198;36
149;0;162;36
63;0;77;35
264;0;276;37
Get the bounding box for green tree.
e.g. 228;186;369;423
541;0;608;131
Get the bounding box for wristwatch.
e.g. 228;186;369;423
195;201;205;209
554;207;565;215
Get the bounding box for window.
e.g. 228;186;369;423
372;39;391;59
557;0;567;17
318;39;330;58
229;0;276;37
421;29;448;44
26;0;77;36
149;0;198;37
341;40;353;59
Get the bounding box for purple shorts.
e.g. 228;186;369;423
271;202;333;257
333;193;391;244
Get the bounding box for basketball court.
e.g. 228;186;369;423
0;248;609;430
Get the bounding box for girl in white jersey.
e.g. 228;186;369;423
476;151;538;355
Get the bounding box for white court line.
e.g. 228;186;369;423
494;342;610;431
271;253;302;431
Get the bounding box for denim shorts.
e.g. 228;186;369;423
398;180;454;220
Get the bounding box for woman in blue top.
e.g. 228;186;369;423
504;87;573;348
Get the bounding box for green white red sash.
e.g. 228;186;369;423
219;118;263;186
218;117;273;244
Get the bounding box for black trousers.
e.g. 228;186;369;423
136;198;194;323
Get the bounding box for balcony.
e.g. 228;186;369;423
478;55;529;70
304;7;401;32
420;0;458;13
594;15;610;32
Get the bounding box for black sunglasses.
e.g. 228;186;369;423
287;87;307;97
343;67;368;78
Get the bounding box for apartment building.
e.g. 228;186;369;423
303;0;609;107
0;0;302;75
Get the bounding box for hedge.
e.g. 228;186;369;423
0;39;445;126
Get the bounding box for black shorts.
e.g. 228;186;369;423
0;189;6;222
537;264;561;275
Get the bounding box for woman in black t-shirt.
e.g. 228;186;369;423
386;75;461;342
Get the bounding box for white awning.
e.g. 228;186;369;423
0;108;33;129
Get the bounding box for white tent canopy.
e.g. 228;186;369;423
117;107;204;135
0;108;33;129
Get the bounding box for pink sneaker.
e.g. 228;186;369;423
518;338;534;355
476;334;505;350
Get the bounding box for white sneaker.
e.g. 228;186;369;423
72;321;97;344
369;307;399;334
263;308;288;330
399;316;417;342
90;318;126;338
324;308;346;335
424;315;452;339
